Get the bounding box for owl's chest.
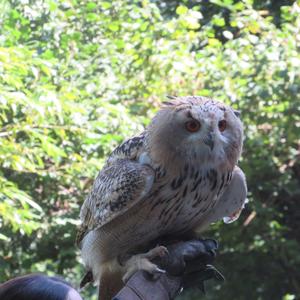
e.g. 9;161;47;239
145;165;232;233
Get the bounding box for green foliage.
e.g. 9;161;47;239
0;0;299;299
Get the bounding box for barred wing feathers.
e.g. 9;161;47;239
76;134;154;246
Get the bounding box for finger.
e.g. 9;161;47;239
181;239;218;261
184;251;216;272
202;239;218;251
184;260;206;274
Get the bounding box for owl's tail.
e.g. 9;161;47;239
98;261;124;300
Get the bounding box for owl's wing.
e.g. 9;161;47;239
220;167;247;224
194;166;247;233
76;134;154;246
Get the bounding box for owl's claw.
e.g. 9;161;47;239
155;267;166;274
122;246;168;283
146;245;169;259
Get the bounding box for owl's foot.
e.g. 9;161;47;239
122;246;168;282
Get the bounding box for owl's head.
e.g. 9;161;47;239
146;96;243;170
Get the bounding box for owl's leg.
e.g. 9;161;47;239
122;246;168;282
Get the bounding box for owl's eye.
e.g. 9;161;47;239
218;120;227;132
185;120;201;132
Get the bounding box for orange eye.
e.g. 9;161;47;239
218;120;227;132
185;120;201;132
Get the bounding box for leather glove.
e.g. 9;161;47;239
113;239;224;300
113;271;182;300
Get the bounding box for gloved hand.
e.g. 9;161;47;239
113;239;224;300
155;239;224;292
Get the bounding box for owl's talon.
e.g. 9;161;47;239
151;267;166;280
155;267;166;274
122;246;168;283
144;245;169;259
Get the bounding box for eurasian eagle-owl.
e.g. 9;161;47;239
76;96;247;299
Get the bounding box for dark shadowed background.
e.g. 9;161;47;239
0;0;299;299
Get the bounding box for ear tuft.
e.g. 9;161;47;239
162;96;178;107
166;95;177;100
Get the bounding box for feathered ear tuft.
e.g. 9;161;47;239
162;95;212;109
162;95;178;107
162;101;173;107
233;110;241;118
166;95;177;100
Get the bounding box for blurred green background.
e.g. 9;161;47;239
0;0;299;299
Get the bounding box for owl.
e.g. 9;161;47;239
76;96;247;299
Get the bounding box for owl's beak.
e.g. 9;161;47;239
204;132;214;151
